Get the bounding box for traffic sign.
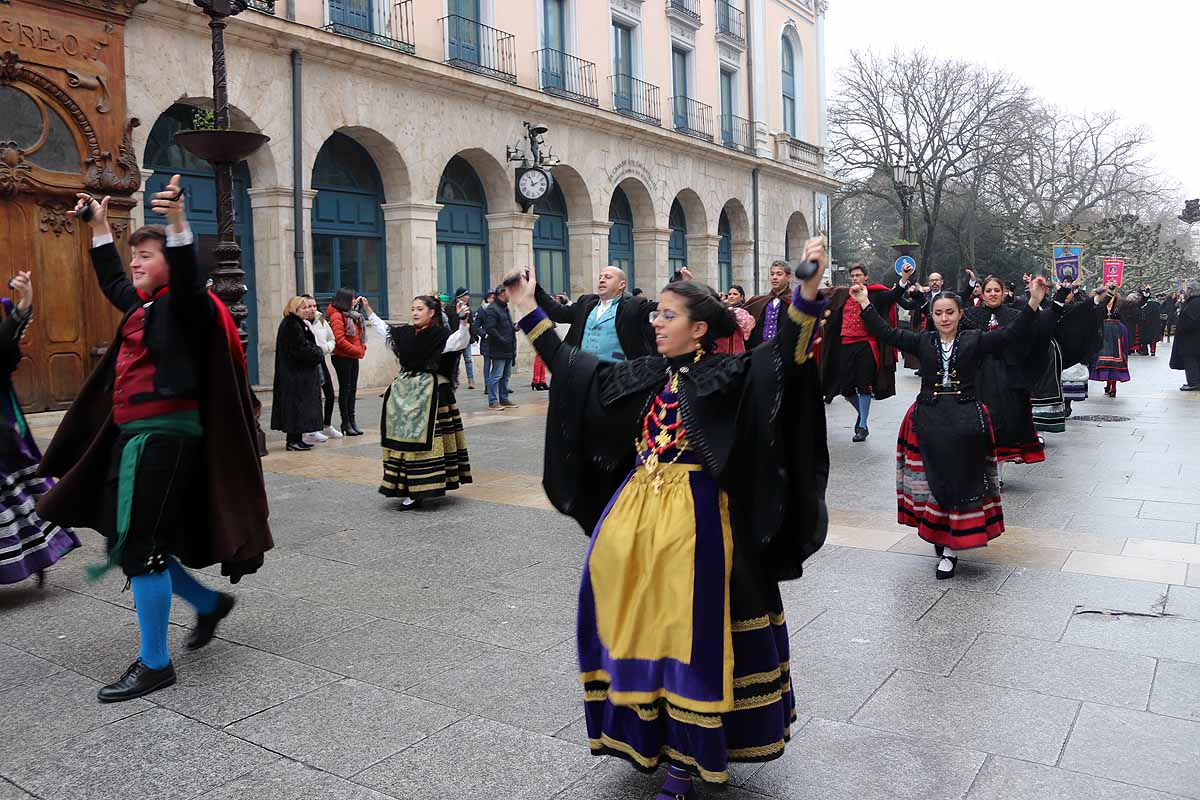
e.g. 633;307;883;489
894;255;916;276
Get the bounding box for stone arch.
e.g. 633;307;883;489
720;198;751;243
613;175;656;230
672;187;710;236
549;163;593;222
451;146;516;215
335;125;411;204
785;210;810;262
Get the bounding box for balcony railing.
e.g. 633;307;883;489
610;74;661;127
715;1;745;44
670;95;714;142
667;0;702;24
323;1;415;53
440;14;517;84
774;134;823;170
246;0;276;13
719;113;751;152
535;48;599;107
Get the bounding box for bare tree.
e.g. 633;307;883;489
829;50;1030;275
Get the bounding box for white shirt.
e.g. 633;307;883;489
368;312;470;354
594;296;617;320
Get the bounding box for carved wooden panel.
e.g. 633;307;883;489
0;0;143;410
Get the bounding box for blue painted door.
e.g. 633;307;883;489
329;0;372;31
447;0;481;64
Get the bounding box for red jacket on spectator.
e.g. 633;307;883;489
327;305;366;359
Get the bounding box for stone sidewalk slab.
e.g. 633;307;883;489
790;609;978;675
919;589;1077;641
1062;613;1200;665
851;671;1080;764
4;708;274;800
225;679;464;778
198;759;396;800
965;756;1184;800
1148;660;1200;722
1059;703;1200;798
950;632;1155;709
355;716;593;800
746;718;986;800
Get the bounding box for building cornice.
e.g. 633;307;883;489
137;0;833;187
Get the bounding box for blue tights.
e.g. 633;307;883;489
847;394;873;430
129;557;218;670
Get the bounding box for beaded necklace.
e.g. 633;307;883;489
634;348;701;493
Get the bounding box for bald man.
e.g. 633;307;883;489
534;265;657;361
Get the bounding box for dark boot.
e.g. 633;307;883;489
347;393;364;436
98;659;176;703
186;593;236;651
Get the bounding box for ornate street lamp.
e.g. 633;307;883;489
174;0;271;356
891;161;918;242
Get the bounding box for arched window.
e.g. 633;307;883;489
668;199;687;272
608;187;634;286
1;85;81;174
312;132;388;316
781;36;797;138
533;181;570;298
437;155;489;306
718;210;733;290
146;103;259;379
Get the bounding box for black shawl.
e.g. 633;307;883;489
532;309;829;582
390;323;451;372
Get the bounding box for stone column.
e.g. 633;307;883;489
732;240;754;291
382;201;441;312
487;212;538;377
566;220;611;296
299;189;317;294
132;168;154;230
486;211;537;287
633;227;672;292
247;186;296;386
687;233;722;287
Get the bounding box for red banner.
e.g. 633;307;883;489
1101;257;1125;287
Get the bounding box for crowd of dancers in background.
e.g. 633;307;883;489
3;178;1200;799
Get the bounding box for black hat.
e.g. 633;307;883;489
454;286;469;300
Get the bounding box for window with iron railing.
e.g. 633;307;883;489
323;0;415;53
716;1;745;43
671;95;714;142
667;0;702;23
610;74;661;126
720;113;750;151
537;48;599;107
440;14;517;83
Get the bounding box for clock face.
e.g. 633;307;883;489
518;168;550;201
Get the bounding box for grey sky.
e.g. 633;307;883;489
825;0;1199;199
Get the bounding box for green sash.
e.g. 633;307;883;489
86;409;203;581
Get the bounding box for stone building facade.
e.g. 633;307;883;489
121;0;837;388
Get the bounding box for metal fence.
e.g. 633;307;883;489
440;14;518;83
610;74;661;126
536;48;599;107
719;113;751;152
321;1;415;53
671;95;714;142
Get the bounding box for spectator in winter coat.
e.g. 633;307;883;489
1171;280;1200;391
479;286;517;410
272;297;324;451
302;296;341;444
326;288;367;436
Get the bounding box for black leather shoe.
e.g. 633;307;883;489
98;659;176;703
852;427;868;442
286;441;312;451
344;420;364;436
935;556;958;580
186;593;235;651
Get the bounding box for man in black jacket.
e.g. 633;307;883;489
533;266;657;362
40;177;271;703
480;285;517;409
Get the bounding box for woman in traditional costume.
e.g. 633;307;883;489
854;279;1048;579
1090;290;1132;397
712;284;755;354
963;276;1048;477
364;295;472;509
504;238;831;799
0;272;80;585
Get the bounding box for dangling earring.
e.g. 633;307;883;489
693;343;704;364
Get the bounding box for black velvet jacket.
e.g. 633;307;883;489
89;240;209;401
522;294;829;582
534;285;657;360
860;303;1036;398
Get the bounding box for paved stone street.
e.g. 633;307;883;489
3;343;1199;800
